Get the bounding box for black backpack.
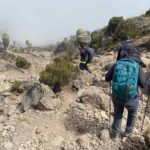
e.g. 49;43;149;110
117;40;141;63
85;47;95;63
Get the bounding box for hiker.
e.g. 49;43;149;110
76;29;95;73
116;37;141;62
105;39;150;139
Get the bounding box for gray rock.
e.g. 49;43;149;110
79;89;110;111
100;129;110;142
21;82;60;111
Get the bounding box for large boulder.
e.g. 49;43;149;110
21;82;61;111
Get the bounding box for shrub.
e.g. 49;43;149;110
106;17;123;36
1;52;16;60
145;9;150;16
91;30;103;50
39;55;80;92
10;80;22;92
54;36;77;60
114;19;137;41
16;56;31;69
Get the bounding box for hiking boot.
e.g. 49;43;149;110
110;132;120;141
122;131;132;137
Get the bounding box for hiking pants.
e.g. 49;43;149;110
79;63;91;73
112;96;139;134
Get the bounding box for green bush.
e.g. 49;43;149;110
114;19;137;41
106;17;138;42
141;27;150;35
16;56;31;69
145;9;150;16
39;55;80;92
10;80;22;92
106;17;123;36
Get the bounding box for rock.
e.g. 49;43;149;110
79;88;110;111
103;62;114;71
4;141;13;149
72;72;95;91
66;103;109;134
144;126;150;148
2;91;12;97
141;57;150;68
100;129;110;142
51;136;64;148
21;82;60;111
120;135;147;150
76;134;91;149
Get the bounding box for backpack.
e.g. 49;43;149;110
112;58;139;101
85;47;95;63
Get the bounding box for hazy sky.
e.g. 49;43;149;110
0;0;150;46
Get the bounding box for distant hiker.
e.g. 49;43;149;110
76;28;95;73
105;40;150;139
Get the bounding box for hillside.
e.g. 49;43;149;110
0;11;150;150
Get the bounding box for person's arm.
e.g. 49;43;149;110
138;66;150;88
105;64;115;81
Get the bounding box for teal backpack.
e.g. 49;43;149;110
112;59;139;101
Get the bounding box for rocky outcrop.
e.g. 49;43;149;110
21;82;61;111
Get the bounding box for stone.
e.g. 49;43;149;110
100;110;109;120
20;82;60;111
103;62;114;71
100;129;110;142
51;136;64;148
141;57;150;68
2;92;12;97
79;88;109;111
4;141;13;149
76;134;91;149
144;126;150;148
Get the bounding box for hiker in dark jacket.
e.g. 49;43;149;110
105;41;150;139
76;28;95;73
78;42;94;73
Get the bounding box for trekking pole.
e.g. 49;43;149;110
141;93;150;132
109;82;112;126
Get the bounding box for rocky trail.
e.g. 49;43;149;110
0;48;150;150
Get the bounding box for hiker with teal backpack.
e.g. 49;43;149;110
105;38;150;139
76;29;95;73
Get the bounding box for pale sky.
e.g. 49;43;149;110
0;0;149;46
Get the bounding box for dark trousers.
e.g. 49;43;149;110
112;96;139;134
79;63;91;73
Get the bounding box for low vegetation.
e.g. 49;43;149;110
39;55;80;92
16;56;31;69
10;80;22;92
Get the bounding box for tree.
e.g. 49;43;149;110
2;33;9;51
25;40;32;49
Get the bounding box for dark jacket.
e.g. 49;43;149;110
80;47;94;64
